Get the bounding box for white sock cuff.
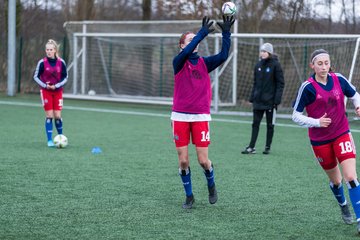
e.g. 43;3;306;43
330;181;342;188
346;179;360;189
179;168;190;175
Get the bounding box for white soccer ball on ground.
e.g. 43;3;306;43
88;89;96;96
53;134;68;148
222;2;237;16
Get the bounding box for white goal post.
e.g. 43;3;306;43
63;21;360;116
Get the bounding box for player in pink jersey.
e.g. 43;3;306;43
33;39;68;147
292;49;360;234
171;16;235;209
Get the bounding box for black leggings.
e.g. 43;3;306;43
248;109;274;149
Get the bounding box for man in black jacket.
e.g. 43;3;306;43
242;43;285;154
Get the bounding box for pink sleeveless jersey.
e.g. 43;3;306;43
41;57;62;86
306;73;349;142
172;58;211;114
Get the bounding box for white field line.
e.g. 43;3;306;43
1;100;360;132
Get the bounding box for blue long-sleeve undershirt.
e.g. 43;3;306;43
173;27;231;75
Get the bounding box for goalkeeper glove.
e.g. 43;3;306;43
202;16;215;34
216;15;235;32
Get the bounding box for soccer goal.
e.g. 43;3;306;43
63;21;360;116
64;20;241;109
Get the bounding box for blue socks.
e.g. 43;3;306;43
45;118;63;141
204;165;215;188
180;165;215;197
347;179;360;222
330;182;346;206
179;168;192;197
45;118;53;141
55;118;63;134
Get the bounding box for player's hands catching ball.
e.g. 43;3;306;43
202;16;215;34
319;113;331;127
216;15;235;32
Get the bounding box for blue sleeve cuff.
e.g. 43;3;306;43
197;27;210;37
222;31;231;38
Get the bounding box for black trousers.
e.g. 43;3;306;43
248;109;274;149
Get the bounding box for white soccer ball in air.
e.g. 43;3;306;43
53;134;68;148
222;2;237;16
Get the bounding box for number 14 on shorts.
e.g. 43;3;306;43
201;131;210;142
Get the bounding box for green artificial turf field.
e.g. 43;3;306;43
1;94;360;239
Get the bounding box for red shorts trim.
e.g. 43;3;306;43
312;133;356;170
172;121;210;147
40;89;63;111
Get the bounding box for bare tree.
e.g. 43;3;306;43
288;0;305;33
155;0;164;18
60;0;72;21
240;0;272;32
339;0;349;33
142;0;153;94
327;0;333;31
351;0;356;32
75;0;95;21
142;0;151;20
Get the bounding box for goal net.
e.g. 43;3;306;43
64;21;360;116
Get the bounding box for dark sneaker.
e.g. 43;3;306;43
357;221;360;234
340;204;353;224
241;147;256;154
208;184;218;204
182;195;195;209
263;147;271;154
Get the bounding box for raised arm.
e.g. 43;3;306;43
173;17;214;74
203;15;235;73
